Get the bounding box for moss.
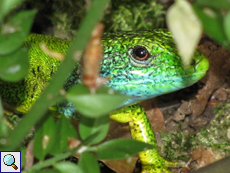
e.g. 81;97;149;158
196;101;230;153
103;0;165;31
18;0;166;37
160;99;230;162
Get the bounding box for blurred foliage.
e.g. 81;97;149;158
17;0;87;38
166;0;202;68
0;10;36;81
16;0;166;38
67;85;129;118
103;0;165;31
0;0;156;172
1;0;230;172
193;0;230;48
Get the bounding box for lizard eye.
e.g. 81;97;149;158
132;46;149;61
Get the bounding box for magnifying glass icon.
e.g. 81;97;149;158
3;154;18;170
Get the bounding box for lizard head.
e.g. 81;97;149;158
101;29;209;105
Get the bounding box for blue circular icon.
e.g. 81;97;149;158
3;154;15;166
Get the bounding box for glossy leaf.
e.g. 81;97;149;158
90;138;156;160
34;169;60;173
0;48;29;81
193;4;228;47
0;0;26;19
3;0;110;152
195;0;230;9
224;11;230;43
0;99;3;117
0;10;36;55
167;0;202;66
0;99;9;138
79;115;109;145
50;116;78;155
66;84;130;117
54;162;83;173
20;148;26;169
0;117;10;139
33;116;56;160
78;152;100;173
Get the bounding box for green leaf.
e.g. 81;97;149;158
78;152;100;173
0;10;36;55
33;116;56;160
66;84;130;118
167;0;202;66
79;116;109;145
54;161;83;173
224;11;230;42
0;99;10;138
50;116;78;155
0;0;26;19
90;138;156;160
0;99;3;117
0;117;10;139
20;147;26;169
2;0;110;152
34;169;60;173
0;48;29;81
193;4;228;47
195;0;230;10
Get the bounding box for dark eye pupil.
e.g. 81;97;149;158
133;46;149;60
135;48;146;58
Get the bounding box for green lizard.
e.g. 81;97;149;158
0;29;209;172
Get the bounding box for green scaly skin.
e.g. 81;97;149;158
0;29;209;173
110;105;185;173
0;34;71;113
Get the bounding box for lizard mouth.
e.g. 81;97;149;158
105;52;209;107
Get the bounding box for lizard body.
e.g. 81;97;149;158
0;29;209;172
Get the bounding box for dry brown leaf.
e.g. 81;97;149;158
191;146;215;169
